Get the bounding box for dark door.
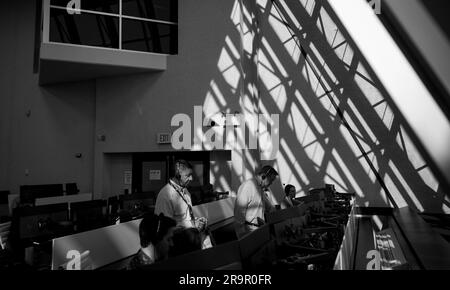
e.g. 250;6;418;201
132;152;210;204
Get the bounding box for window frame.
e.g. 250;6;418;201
42;0;178;55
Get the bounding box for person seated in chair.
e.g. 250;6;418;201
128;213;176;269
169;227;202;257
283;184;302;207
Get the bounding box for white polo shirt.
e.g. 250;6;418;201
234;178;272;237
154;180;194;228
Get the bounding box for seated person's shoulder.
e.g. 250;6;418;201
128;249;154;270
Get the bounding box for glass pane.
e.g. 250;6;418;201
122;19;177;54
49;8;119;49
51;0;120;14
122;0;177;22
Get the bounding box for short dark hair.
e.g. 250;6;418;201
139;213;176;248
170;227;202;257
284;184;295;196
173;159;193;178
258;165;279;179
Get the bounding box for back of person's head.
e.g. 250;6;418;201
170;227;202;257
258;165;279;180
284;184;295;196
173;159;193;178
139;213;176;248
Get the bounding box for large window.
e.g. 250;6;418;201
46;0;178;54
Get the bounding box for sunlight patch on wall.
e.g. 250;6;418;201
324;161;349;192
417;167;439;193
217;48;241;90
278;0;301;30
244;149;257;173
332;149;364;197
267;4;303;65
358;151;379;184
268;7;292;44
302;62;320;95
299;0;316;16
272;85;288;112
389;161;424;212
280;138;310;185
241;1;253;27
304;141;325;168
231;0;241;26
277;152;308;197
373;101;394;130
295;90;325;135
210;80;227;107
317;90;338;119
219;175;232;194
225;36;241;60
259;61;288;111
443;195;450;213
261;37;288;78
354;71;384;107
329;0;450;184
204;91;221;117
259;50;280;86
348;99;378;145
383;173;408;208
395;126;426;170
290;103;315;146
340;43;354;70
257;0;268;10
241;94;258;133
339;120;371;156
317;7;339;47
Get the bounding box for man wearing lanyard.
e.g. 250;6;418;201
155;160;198;228
234;165;279;238
155;160;211;249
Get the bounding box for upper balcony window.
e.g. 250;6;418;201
45;0;178;55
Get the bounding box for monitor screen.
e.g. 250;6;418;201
0;191;9;204
16;203;69;240
71;200;106;232
20;184;64;204
120;193;154;212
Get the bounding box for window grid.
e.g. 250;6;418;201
45;0;178;55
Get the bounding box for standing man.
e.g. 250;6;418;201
234;165;279;238
155;160;197;228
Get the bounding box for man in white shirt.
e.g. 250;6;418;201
155;160;196;228
234;165;278;238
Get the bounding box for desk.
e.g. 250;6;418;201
192;197;235;225
52;218;141;270
35;193;93;207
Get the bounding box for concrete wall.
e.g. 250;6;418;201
0;0;95;195
94;0;250;196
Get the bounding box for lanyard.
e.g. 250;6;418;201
169;180;195;221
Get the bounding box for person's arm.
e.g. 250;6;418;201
234;189;249;226
292;198;303;206
263;191;276;213
154;192;174;219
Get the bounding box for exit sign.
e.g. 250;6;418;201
157;133;172;144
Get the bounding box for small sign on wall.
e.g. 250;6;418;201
157;133;172;144
149;170;161;181
124;170;132;185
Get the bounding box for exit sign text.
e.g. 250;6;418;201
157;133;172;144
